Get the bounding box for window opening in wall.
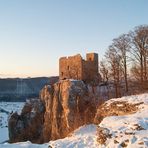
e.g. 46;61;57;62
68;66;70;70
61;72;63;76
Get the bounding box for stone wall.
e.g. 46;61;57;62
59;54;83;80
59;53;99;82
82;53;98;82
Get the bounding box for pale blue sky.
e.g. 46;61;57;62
0;0;148;78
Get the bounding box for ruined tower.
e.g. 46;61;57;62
83;53;98;81
59;53;99;83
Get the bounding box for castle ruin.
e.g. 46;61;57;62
59;53;99;82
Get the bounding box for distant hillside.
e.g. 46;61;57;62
0;76;59;101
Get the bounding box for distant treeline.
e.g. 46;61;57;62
0;76;59;102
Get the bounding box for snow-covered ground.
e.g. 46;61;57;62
0;102;24;143
0;93;148;148
49;124;98;148
98;93;148;148
0;124;98;148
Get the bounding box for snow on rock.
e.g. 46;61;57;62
95;93;148;148
1;93;148;148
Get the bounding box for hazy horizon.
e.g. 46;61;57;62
0;0;148;78
0;74;58;79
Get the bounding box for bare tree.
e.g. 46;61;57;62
105;46;123;98
112;34;131;92
129;25;148;88
130;64;141;81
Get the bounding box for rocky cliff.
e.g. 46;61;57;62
8;99;45;143
8;79;98;143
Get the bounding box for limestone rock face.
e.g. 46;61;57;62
8;99;45;143
41;79;97;142
8;79;97;143
94;99;143;124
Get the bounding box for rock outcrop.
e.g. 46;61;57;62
94;98;144;124
94;94;148;147
8;99;45;143
41;79;97;142
8;79;98;143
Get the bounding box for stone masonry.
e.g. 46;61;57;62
59;53;99;82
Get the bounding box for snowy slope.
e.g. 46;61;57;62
48;93;148;148
49;124;98;148
0;93;148;147
97;93;148;148
0;124;98;148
